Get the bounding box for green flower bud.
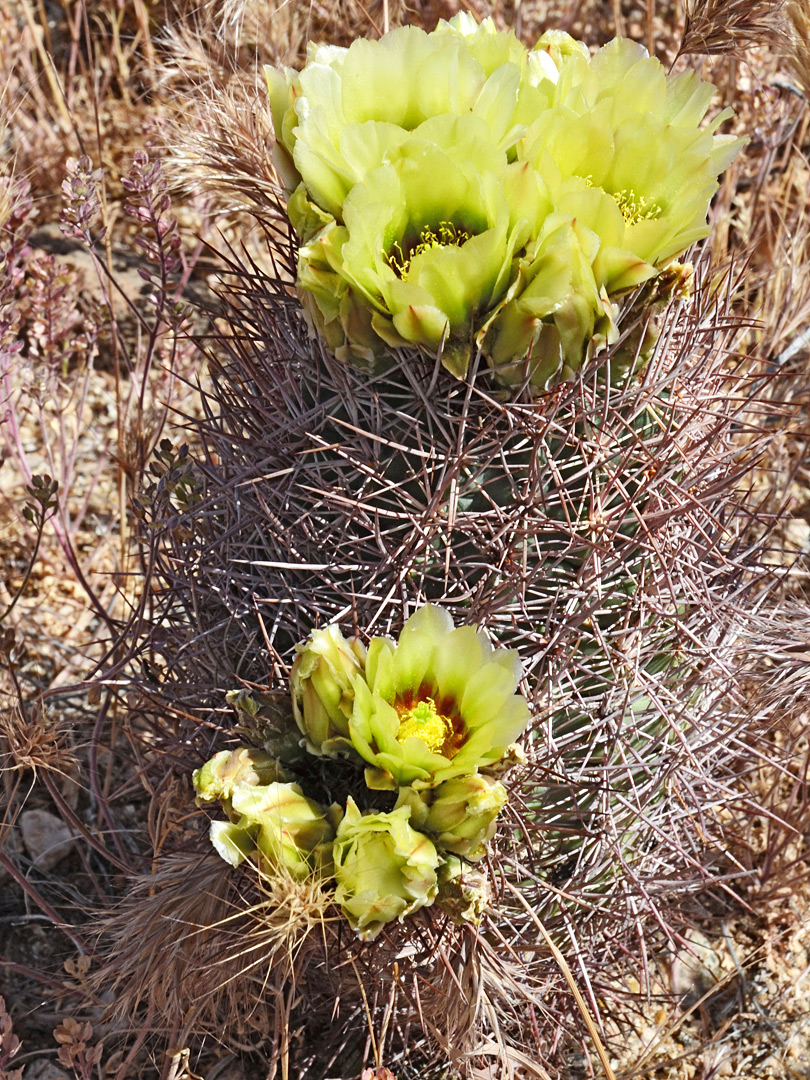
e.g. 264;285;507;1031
480;211;620;390
533;29;590;70
397;774;508;861
291;624;367;757
436;855;492;925
348;605;531;790
263;63;301;195
224;689;260;719
192;747;288;804
226;688;310;768
287;183;342;246
231;782;336;880
333;797;440;940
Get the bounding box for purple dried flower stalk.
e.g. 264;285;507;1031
60;155;106;247
122;150;185;307
0;176;34;351
0;151;197;642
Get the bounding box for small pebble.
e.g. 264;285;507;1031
20;809;74;872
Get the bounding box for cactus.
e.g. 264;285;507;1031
134;16;773;1077
138;232;771;1072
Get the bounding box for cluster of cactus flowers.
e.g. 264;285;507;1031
193;605;530;939
267;13;744;390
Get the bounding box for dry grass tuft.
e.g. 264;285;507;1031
784;0;810;98
0;684;77;780
93;846;336;1053
159;44;283;224
679;0;789;56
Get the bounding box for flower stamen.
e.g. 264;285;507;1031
386;221;472;280
581;176;662;226
611;189;662;226
397;698;455;754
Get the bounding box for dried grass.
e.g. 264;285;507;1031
784;0;810;97
679;0;789;57
94;834;534;1077
93;847;335;1047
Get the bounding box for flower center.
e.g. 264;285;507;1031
611;188;662;226
386;221;472;280
396;698;455;754
581;176;662;226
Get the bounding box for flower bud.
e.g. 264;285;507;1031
291;624;367;757
231;782;337;880
397;773;507;861
436;855;491;925
192;747;288;804
533;28;589;69
225;689;311;767
333;798;440;939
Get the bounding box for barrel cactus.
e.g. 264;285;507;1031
131;13;770;1077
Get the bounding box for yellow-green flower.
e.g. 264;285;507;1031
290;624;367;757
396;773;508;861
269;17;744;390
479;37;744;388
195;756;338;878
192;747;288;804
297;114;551;376
348;605;531;790
265;15;560;228
231;781;337;880
519;37;746;284
332;797;440;939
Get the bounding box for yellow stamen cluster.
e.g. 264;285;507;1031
612;189;662;226
397;698;454;754
580;176;662;226
387;222;472;280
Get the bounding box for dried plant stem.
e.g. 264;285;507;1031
18;0;76;137
0;849;90;953
506;883;617;1080
613;0;624;36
